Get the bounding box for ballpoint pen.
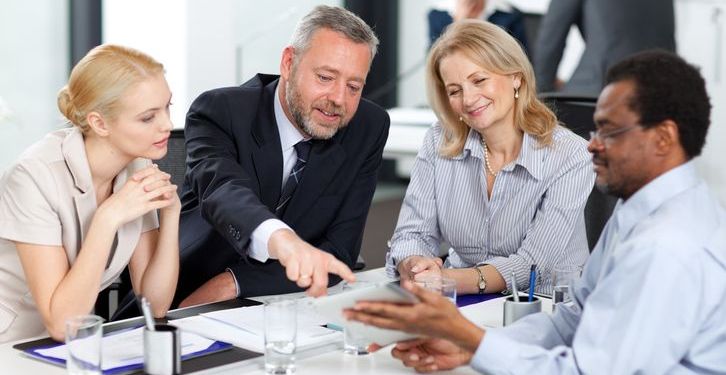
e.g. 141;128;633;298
510;271;520;302
141;296;155;331
528;265;537;302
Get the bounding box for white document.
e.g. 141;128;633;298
313;283;420;347
34;326;215;371
171;303;340;353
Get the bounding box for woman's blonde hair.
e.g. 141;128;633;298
57;44;164;132
426;20;557;157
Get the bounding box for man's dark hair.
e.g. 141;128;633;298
605;50;711;158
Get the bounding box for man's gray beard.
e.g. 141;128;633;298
285;77;343;140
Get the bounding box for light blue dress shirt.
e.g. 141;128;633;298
471;161;726;374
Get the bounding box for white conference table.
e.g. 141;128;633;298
0;268;551;374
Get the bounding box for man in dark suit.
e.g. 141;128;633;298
534;0;675;96
176;5;390;306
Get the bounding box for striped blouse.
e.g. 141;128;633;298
385;124;595;294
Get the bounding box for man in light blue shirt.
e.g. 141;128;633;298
345;50;726;374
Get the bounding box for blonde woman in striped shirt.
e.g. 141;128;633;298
386;20;594;295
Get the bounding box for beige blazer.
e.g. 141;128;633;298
0;127;158;343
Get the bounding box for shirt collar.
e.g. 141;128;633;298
459;128;484;160
510;133;545;180
612;161;700;237
61;127;93;193
60;127;130;194
274;84;306;151
459;128;544;180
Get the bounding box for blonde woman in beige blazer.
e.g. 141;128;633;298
0;45;180;343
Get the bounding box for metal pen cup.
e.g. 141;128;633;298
144;324;181;375
503;296;541;326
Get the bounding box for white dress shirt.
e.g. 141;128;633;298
246;85;309;263
471;161;726;374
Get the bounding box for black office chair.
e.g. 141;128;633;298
540;93;618;251
156;129;187;189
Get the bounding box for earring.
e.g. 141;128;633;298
514;88;519;99
459;116;463;122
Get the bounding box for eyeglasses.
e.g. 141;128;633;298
589;124;642;145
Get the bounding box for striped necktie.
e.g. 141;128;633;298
275;140;312;216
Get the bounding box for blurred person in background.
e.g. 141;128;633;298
535;0;675;95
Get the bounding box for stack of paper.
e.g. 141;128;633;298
170;304;341;353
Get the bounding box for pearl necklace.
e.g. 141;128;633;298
480;137;499;177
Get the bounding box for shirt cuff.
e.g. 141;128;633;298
249;219;291;262
470;328;522;374
484;256;532;294
225;268;241;298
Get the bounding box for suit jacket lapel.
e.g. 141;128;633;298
250;79;283;211
283;140;346;224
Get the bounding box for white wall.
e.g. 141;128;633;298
676;0;726;205
0;1;69;169
103;0;189;129
397;0;439;108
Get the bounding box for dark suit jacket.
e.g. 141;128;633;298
534;0;675;96
175;74;390;301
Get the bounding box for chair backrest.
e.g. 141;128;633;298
154;128;186;189
539;93;618;251
540;93;598;139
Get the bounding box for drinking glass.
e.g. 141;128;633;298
341;281;375;355
417;276;457;303
65;314;103;375
552;265;582;312
264;299;297;374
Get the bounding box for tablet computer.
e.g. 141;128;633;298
313;282;419;347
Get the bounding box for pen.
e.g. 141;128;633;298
140;296;155;331
510;271;520;302
528;265;537;302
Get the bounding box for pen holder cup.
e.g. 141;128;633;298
503;296;542;326
144;324;182;375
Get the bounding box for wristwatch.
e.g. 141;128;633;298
474;266;487;294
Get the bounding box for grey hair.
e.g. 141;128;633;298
290;5;379;61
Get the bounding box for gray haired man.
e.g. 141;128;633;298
176;5;390;306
